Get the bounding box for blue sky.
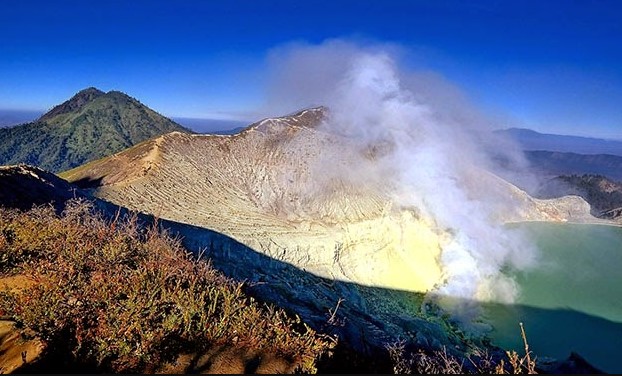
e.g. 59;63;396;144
0;0;621;139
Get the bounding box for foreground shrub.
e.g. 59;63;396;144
385;322;538;374
0;199;334;373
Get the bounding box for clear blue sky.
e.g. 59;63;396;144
1;0;621;138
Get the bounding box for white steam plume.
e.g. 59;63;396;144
262;39;538;313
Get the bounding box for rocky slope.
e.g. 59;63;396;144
535;174;622;221
0;163;435;370
602;207;622;222
0;87;190;172
0;165;88;212
61;108;598;296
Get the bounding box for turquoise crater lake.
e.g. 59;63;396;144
484;222;622;373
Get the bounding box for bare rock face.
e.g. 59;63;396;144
602;207;622;223
483;171;597;223
61;108;596;292
59;108;600;359
62;109;446;293
0;165;85;212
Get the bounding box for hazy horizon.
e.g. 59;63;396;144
0;103;619;142
0;107;249;134
1;1;621;139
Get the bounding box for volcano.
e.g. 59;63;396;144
60;107;596;295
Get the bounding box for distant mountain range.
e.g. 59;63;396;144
525;150;622;181
494;127;622;181
497;128;622;156
0;87;190;172
498;128;622;219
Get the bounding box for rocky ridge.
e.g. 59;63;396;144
61;108;599;295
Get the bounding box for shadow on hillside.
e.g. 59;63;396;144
480;301;621;374
2;192;613;374
92;199;612;373
167;216;616;373
71;175;104;189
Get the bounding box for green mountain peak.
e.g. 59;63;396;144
0;88;191;173
39;87;105;122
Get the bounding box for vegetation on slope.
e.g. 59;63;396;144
0;199;333;373
0;87;190;173
537;174;622;218
0;198;603;374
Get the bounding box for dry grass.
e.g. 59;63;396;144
0;199;334;373
493;322;537;374
386;322;538;374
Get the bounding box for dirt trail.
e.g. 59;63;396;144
0;275;44;374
